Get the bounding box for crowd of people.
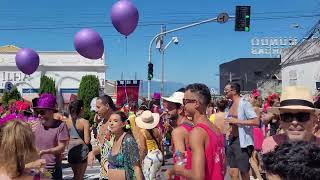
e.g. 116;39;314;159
0;82;319;180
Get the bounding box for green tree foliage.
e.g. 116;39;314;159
2;86;21;106
39;75;56;95
10;86;21;101
78;75;100;120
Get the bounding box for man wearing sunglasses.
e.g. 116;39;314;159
33;93;69;179
162;90;194;180
262;86;320;154
223;82;259;180
173;83;225;180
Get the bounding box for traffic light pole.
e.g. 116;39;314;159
147;14;234;99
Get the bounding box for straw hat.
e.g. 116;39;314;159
135;110;160;129
267;86;319;114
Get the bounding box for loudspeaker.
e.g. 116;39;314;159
316;82;320;90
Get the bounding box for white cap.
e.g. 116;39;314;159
162;92;184;105
90;97;97;112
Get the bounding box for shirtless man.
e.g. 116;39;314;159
224;83;259;180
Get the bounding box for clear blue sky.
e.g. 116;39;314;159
1;0;319;90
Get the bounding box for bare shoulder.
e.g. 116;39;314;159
262;134;285;154
172;126;188;138
151;128;161;138
190;127;207;139
80;118;90;125
172;126;187;135
189;127;206;147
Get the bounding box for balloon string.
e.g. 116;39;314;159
125;36;128;56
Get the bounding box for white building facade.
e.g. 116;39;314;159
0;45;106;105
281;39;320;95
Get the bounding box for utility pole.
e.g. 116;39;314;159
160;25;166;96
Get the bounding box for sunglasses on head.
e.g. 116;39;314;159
280;112;311;123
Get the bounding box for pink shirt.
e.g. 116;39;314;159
262;133;320;154
195;123;225;180
34;121;69;169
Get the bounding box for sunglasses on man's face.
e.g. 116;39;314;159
280;112;311;123
36;110;47;115
182;98;197;106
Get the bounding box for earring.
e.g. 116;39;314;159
125;124;131;129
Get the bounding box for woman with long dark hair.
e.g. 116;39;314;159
106;111;143;180
66;100;90;180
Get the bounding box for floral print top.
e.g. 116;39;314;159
96;121;114;179
107;133;140;180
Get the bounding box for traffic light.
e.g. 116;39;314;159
148;63;153;80
235;6;251;32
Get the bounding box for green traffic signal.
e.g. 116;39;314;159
148;74;153;80
235;6;251;32
148;62;153;80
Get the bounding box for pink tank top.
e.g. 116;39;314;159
195;123;225;180
173;123;193;180
253;127;264;151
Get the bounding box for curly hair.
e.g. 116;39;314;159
262;141;320;180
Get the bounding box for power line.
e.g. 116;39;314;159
0;13;319;31
281;19;320;66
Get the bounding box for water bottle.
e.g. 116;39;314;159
105;126;111;141
175;151;186;166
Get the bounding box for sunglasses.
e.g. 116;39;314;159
183;98;197;105
224;89;234;93
36;110;47;115
280;112;311;123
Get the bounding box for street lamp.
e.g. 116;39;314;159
147;12;231;99
157;36;179;96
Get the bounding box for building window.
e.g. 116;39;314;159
289;70;297;86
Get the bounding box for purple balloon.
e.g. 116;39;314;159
111;0;139;36
74;28;104;60
15;48;40;75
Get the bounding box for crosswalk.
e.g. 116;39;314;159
62;160;100;180
62;158;173;180
62;146;174;180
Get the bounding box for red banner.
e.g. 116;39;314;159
116;80;140;107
